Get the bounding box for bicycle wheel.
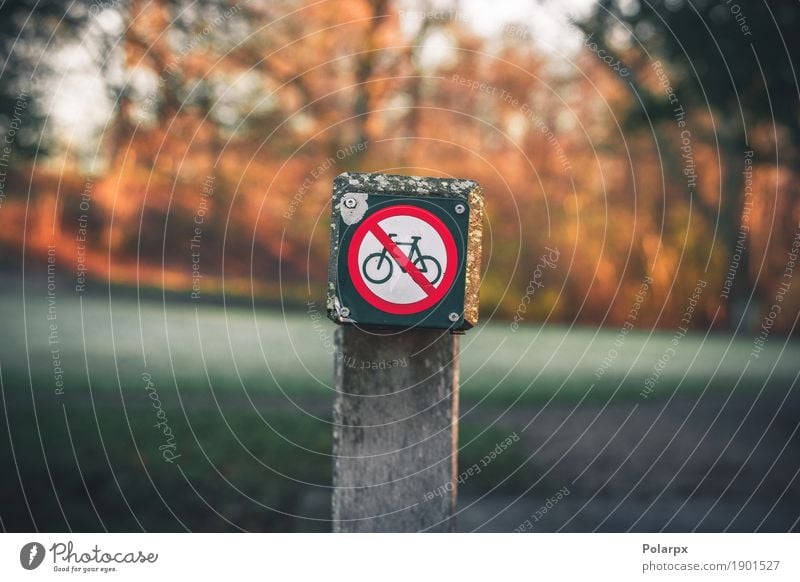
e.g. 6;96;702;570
362;252;393;284
414;255;442;285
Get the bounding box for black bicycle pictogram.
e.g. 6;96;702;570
362;234;442;285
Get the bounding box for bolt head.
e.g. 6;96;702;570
340;307;351;318
343;196;357;209
448;312;459;322
454;203;466;215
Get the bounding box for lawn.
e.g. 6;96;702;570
1;276;798;531
2;277;795;406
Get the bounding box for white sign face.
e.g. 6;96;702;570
357;214;448;304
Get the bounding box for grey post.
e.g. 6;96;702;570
332;326;459;532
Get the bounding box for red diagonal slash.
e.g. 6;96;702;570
369;225;437;297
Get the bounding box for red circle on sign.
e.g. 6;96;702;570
347;204;459;315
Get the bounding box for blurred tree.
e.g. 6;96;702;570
578;0;800;329
0;0;88;158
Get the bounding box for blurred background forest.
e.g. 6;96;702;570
1;0;800;533
1;0;798;329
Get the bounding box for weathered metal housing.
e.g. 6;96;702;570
327;172;484;331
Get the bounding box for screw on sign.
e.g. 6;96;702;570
328;173;483;331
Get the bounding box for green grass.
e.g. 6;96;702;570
0;400;334;531
0;391;539;531
1;284;798;530
2;287;796;407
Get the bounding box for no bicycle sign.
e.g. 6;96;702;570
328;172;484;331
349;205;457;315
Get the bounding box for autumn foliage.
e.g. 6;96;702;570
1;0;798;332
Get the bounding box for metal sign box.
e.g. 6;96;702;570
327;172;484;331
